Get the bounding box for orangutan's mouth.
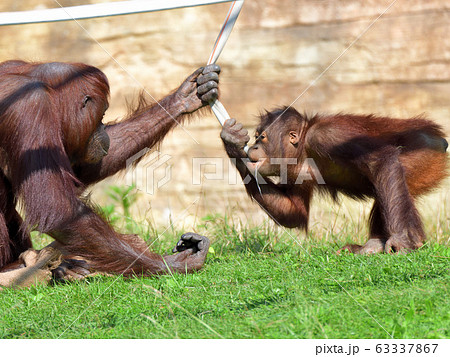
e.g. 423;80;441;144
245;158;266;171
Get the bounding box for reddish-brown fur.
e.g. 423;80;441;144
0;60;219;276
221;107;448;253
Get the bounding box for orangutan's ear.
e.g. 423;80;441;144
289;131;299;145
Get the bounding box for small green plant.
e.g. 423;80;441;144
104;184;140;233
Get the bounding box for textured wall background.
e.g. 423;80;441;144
0;0;449;232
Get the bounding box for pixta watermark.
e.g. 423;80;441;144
126;149;325;194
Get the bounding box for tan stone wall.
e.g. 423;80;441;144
1;0;449;230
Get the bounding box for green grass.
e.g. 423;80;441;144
1;225;449;338
0;187;449;339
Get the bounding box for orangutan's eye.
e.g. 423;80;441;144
82;95;91;108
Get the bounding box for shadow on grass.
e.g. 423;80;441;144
231;292;289;312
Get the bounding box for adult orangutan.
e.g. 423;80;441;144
0;60;220;280
221;107;448;254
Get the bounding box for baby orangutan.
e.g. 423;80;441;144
221;107;448;254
